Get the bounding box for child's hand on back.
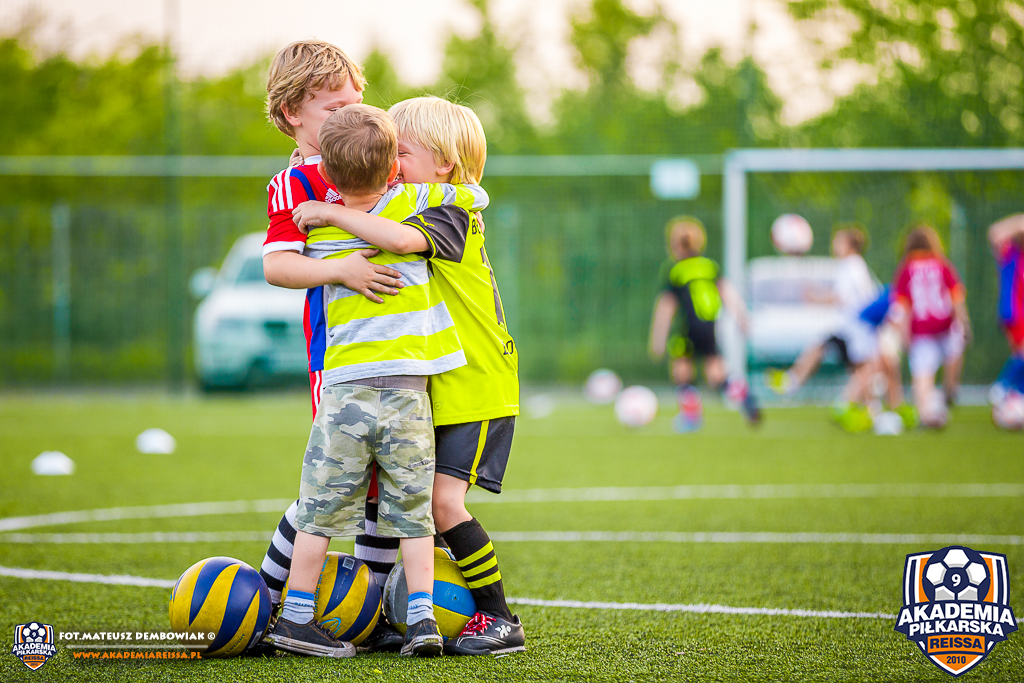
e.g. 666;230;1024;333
331;249;404;304
293;201;334;234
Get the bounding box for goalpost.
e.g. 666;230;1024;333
722;148;1024;380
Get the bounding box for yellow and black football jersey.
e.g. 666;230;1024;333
402;205;519;426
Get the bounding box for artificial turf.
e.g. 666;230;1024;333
0;392;1021;681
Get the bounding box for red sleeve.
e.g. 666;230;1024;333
263;168;312;256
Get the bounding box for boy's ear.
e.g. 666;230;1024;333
437;158;455;176
318;160;334;186
281;102;302;128
387;158;400;184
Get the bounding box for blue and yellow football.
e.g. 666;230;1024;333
281;551;381;645
168;556;272;658
383;547;477;639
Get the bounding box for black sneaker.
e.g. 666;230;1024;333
400;618;443;657
444;613;526;656
357;618;405;653
263;617;355;658
240;601;282;657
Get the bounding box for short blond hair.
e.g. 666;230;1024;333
388;97;487;184
318;104;397;195
665;216;706;258
266;40;366;137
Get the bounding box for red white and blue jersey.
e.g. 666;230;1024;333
892;252;965;336
263;156;342;384
997;243;1024;330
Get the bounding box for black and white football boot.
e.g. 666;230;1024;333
399;618;443;657
263;617;355;657
444;612;526;656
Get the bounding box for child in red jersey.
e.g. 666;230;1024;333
891;225;972;425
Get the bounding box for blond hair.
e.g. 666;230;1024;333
266;40;366;137
665;216;706;259
388;97;487;184
834;224;867;254
318;104;397;195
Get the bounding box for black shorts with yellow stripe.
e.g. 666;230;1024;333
434;417;515;494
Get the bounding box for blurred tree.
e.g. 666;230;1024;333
789;0;1024;146
428;0;538;154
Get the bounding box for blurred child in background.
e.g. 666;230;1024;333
767;226;880;429
649;217;760;432
986;214;1024;402
891;225;971;427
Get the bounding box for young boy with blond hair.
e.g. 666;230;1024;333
288;95;525;655
263;103;489;658
257;41;488;657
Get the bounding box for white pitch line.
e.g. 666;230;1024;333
467;483;1024;504
506;598;896;620
0;566;174;588
0;532;271;544
2;566;1020;624
0;566;893;621
0;484;1019;533
0;499;294;532
489;531;1024;546
2;531;1022;546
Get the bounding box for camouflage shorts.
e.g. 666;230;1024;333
295;384;435;538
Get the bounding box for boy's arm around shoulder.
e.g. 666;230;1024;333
263;249;404;304
294;201;429;255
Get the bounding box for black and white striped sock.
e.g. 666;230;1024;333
259;499;298;605
354;498;400;588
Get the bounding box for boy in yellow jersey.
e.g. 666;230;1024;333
292;96;524;656
264;104;488;658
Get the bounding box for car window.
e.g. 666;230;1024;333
751;277;835;307
235;257;271;286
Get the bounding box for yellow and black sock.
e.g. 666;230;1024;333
441;518;513;621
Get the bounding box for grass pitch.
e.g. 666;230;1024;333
0;392;1022;682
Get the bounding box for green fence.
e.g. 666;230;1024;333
0;159;1020;388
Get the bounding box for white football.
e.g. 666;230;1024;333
993;391;1024;431
585;369;623;405
614;385;659;427
771;214;814;255
873;411;904;436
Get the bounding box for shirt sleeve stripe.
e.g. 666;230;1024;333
263;241;306;257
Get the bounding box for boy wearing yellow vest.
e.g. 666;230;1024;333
292;96;524;656
264;104;478;658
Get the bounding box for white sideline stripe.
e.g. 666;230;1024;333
468;483;1024;504
489;531;1024;546
2;531;1022;546
0;532;270;544
2;566;1020;624
0;484;1020;532
506;598;895;620
0;566;174;588
0;499;295;532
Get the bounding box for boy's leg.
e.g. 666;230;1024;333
265;384;375;657
353;483;404;652
706;355;760;425
433;420;526;656
259;500;299;606
399;536;443;657
265;530;355;657
671;357;702;432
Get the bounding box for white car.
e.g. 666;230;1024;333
191;233;307;390
746;256;844;366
